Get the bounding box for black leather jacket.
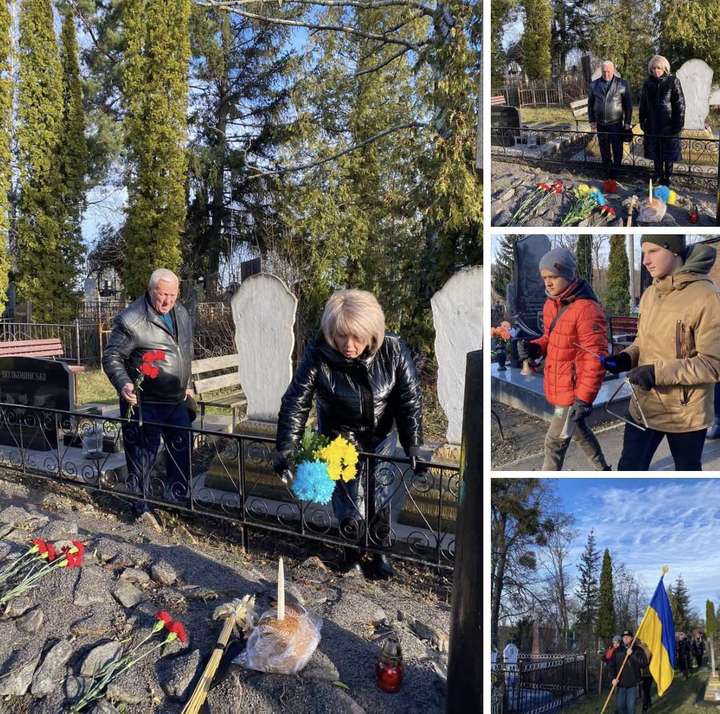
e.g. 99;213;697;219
102;295;193;404
588;76;632;126
608;644;647;688
276;333;423;456
639;74;685;135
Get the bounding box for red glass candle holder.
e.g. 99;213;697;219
376;634;403;693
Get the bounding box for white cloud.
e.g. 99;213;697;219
565;480;720;610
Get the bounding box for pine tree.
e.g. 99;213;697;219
121;0;191;298
596;549;616;643
669;576;691;633
576;235;592;283
492;236;518;302
575;530;600;649
0;0;12;312
16;0;77;321
522;0;552;80
605;235;630;315
659;0;720;78
57;10;87;302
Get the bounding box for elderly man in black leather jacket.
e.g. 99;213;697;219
588;60;633;179
102;268;194;518
274;289;424;579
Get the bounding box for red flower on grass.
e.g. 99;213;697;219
167;621;188;644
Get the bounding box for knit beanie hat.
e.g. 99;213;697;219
640;235;686;255
538;247;577;281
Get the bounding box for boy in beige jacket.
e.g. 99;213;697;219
602;236;720;470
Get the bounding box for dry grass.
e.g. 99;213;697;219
75;368;117;405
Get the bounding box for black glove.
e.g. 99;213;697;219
627;364;656;391
570;399;593;423
407;446;428;475
599;351;632;374
271;450;294;484
517;340;541;362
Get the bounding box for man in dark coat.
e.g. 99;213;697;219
639;54;686;186
692;633;705;670
609;629;648;714
677;632;692;679
588;61;633;179
103;268;195;519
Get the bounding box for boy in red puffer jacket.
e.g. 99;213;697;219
517;246;610;470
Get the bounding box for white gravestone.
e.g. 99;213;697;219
231;274;297;423
431;266;483;446
677;59;714;131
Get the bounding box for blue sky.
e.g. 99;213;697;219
549;478;720;611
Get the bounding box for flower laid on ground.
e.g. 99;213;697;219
128;349;166;422
602;179;618;194
0;538;57;588
508;180;564;226
70;610;189;712
599;205;617;222
561;185;607;226
688;205;700;224
290;430;360;505
0;540;85;609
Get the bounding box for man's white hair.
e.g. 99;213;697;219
602;60;615;71
148;268;179;289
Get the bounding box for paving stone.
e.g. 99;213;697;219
31;639;74;697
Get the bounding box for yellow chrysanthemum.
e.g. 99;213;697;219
576;184;590;195
314;436;359;482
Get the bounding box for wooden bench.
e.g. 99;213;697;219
608;316;639;353
0;338;85;375
570;98;589;130
191;354;246;431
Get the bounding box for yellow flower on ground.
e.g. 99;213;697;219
576;184;590;196
314;436;359;482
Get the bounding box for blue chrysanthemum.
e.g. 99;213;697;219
291;460;336;505
590;188;607;206
653;185;671;204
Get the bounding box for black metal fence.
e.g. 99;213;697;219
493;81;588;108
492;126;720;194
492;654;587;714
0;403;459;570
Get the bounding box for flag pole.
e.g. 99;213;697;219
599;566;669;714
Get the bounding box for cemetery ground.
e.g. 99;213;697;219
491;401;720;471
0;468;451;712
491;106;720;228
565;668;713;713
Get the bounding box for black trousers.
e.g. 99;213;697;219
597;122;624;178
652;155;674;185
618;422;707;471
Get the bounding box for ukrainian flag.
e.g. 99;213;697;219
635;574;676;696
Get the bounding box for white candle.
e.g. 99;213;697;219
277;557;285;621
649;178;653;201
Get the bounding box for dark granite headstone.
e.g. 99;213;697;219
0;357;74;450
491;105;520;147
510;236;552;336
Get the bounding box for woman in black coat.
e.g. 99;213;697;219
273;289;424;579
639;54;686;186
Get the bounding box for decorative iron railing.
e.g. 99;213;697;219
0;403;459;570
491;126;720;196
492;654;588;713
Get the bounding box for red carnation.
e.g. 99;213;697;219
139;363;160;379
168;621;188;644
155;611;173;626
46;543;57;562
33;538;48;555
142;349;166;363
62;543;84;569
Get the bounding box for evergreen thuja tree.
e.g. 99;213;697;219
57;11;88;294
16;0;77;321
0;0;12;312
605;235;630;316
121;0;191;298
659;0;720;78
596;549;616;644
576;236;592;284
575;530;600;650
522;0;552;80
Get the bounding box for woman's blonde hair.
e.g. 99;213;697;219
321;289;385;354
648;55;670;76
